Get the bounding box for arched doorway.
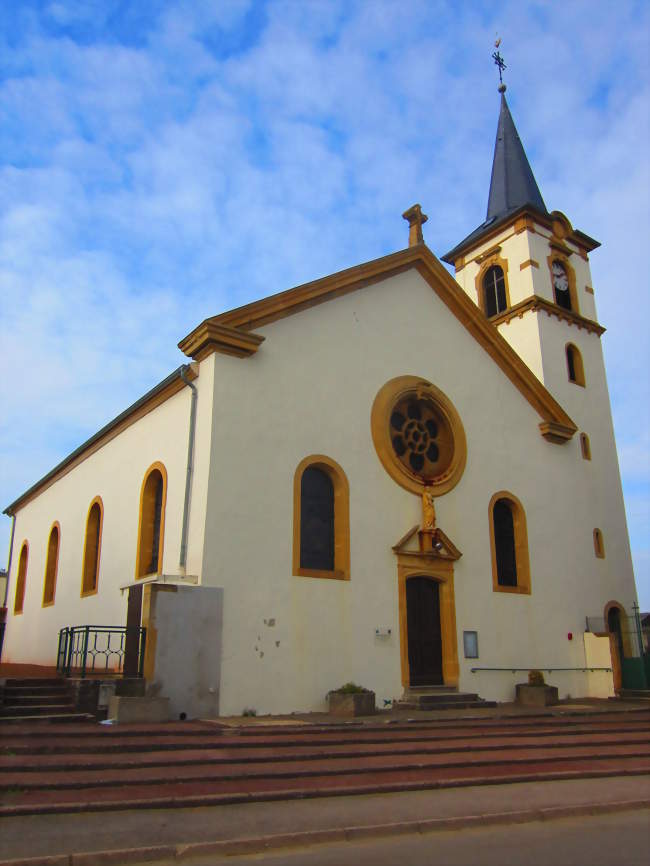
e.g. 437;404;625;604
607;604;624;691
406;576;443;685
396;554;459;689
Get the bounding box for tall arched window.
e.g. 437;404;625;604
42;522;60;606
13;542;29;614
293;455;350;580
81;497;103;596
482;265;507;317
488;492;531;594
136;463;167;578
301;467;334;570
566;343;585;386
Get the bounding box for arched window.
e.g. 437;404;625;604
482;265;508;317
593;528;605;559
566;343;585;386
580;433;591;461
81;497;103;596
136;463;167;578
293;455;350;580
42;522;60;606
13;542;29;614
488;492;531;594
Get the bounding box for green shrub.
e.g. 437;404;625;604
528;669;545;687
332;682;370;694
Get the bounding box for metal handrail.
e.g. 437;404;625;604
470;666;612;673
57;625;146;678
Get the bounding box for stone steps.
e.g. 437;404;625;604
0;709;648;816
394;687;497;711
3;716;649;754
617;689;650;701
0;676;84;722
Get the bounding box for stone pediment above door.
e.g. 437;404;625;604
392;525;462;562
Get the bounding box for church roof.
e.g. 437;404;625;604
442;91;549;264
181;243;577;446
4;365;197;515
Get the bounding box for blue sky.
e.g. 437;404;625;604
1;1;648;607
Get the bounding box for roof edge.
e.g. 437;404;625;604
442;205;600;266
187;243;576;441
4;364;198;516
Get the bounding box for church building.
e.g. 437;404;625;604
1;82;640;718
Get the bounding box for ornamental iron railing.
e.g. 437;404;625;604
56;625;146;678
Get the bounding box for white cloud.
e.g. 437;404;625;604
0;0;648;608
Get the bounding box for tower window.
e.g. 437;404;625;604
488;492;531;594
593;528;605;559
293;455;350;580
483;266;507;317
136;463;167;578
42;523;60;606
566;344;585;386
81;498;103;596
580;433;591;461
13;542;29;614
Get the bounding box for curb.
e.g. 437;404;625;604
1;798;649;866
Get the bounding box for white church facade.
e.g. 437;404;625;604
1;89;641;718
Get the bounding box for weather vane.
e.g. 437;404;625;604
492;37;507;92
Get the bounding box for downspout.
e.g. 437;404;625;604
1;513;16;659
179;365;198;573
2;514;16;609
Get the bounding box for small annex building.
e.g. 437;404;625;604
1;87;641;718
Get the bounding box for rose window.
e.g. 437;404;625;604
371;376;466;496
389;395;454;481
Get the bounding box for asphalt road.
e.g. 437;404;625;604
147;809;650;866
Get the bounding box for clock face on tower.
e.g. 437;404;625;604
551;259;572;311
552;260;569;293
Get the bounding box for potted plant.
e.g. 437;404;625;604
515;670;559;707
327;682;376;717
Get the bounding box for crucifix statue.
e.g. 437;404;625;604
422;485;436;531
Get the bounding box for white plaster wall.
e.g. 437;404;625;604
202;267;637;713
495;314;545;382
2;361;215;667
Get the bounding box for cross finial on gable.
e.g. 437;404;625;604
402;203;428;247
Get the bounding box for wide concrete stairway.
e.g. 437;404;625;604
0;708;649;816
0;678;89;723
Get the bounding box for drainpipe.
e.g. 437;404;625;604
179;365;198;572
2;514;16;609
0;514;16;659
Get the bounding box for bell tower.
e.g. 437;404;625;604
441;52;610;408
440;57;633;604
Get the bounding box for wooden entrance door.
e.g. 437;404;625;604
406;576;443;685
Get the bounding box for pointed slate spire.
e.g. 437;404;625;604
486;91;547;220
441;86;550;265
